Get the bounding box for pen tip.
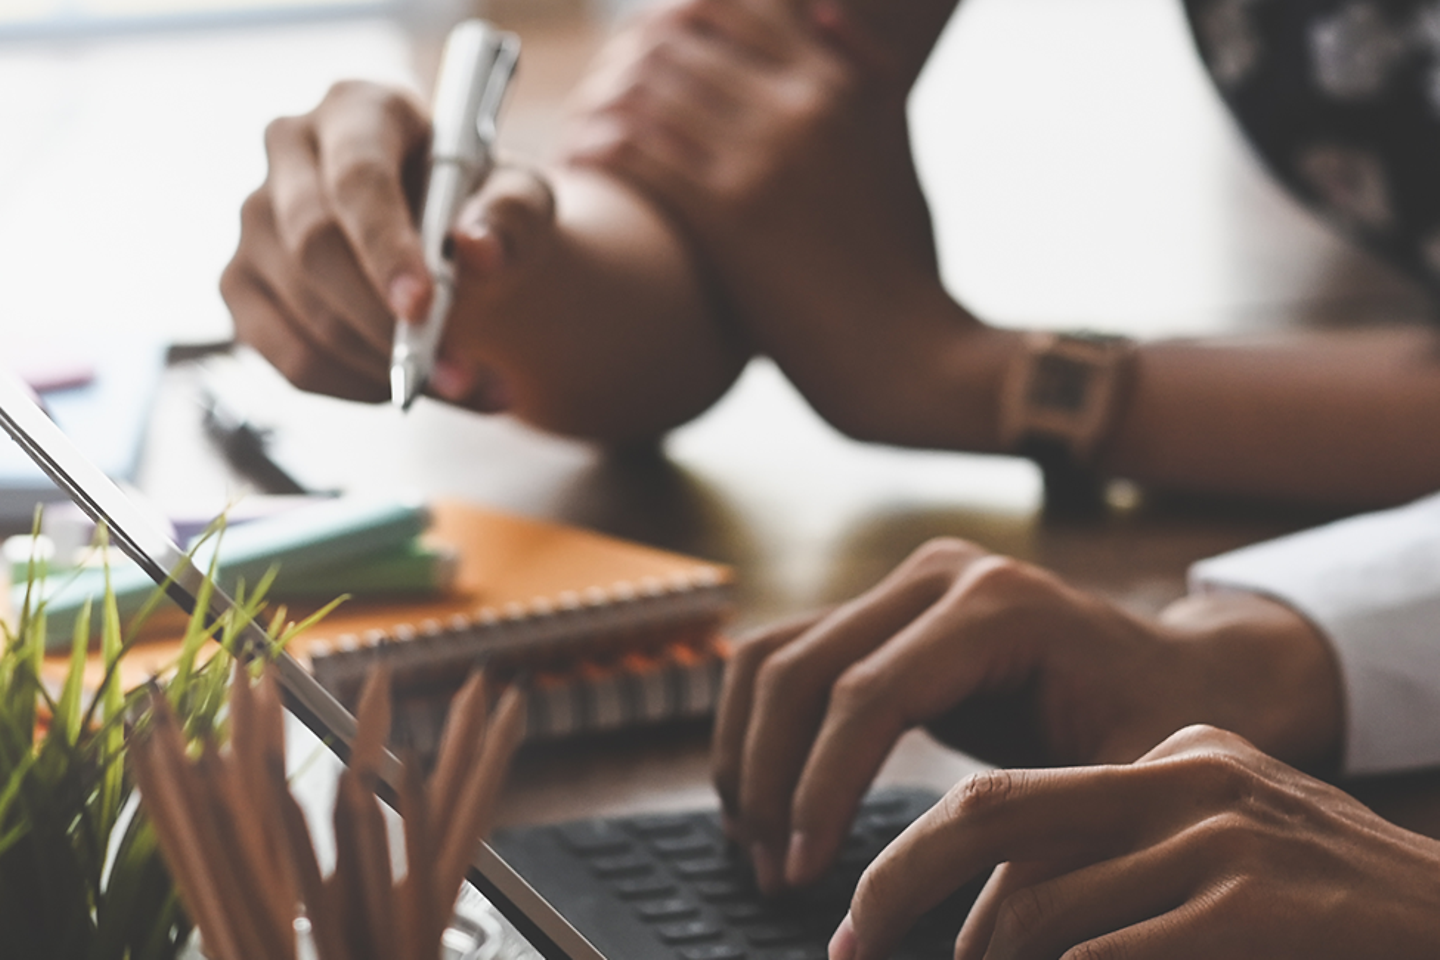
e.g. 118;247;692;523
389;364;423;412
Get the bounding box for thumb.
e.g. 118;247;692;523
451;165;558;279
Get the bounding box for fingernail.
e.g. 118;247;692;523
750;842;783;895
458;225;512;277
388;273;427;323
472;373;512;413
429;360;479;402
784;831;812;887
432;361;511;412
829;914;856;960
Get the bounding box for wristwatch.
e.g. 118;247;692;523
998;331;1137;514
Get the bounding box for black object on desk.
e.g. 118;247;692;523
198;380;320;496
491;788;983;960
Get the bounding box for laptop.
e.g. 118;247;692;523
0;367;978;960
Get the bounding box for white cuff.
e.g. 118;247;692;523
1189;492;1440;776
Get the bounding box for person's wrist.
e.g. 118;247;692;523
892;299;1017;452
1161;591;1344;775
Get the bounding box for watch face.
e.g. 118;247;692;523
1028;353;1094;414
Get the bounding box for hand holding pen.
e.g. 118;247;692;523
391;21;520;410
222;21;518;408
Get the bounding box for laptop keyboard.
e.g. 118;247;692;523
490;788;983;960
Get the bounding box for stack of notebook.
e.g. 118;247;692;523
290;499;735;752
30;497;736;756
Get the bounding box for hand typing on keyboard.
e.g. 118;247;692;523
833;726;1440;960
714;538;1338;893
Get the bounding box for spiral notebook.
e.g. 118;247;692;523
287;497;732;681
36;499;736;751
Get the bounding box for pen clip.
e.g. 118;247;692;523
475;35;520;156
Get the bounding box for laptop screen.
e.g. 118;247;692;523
0;366;604;960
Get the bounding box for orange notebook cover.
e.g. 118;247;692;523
295;499;735;702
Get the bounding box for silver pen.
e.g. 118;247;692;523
390;19;520;410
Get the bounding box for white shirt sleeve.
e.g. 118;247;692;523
1189;491;1440;776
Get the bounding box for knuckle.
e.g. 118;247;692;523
943;769;1020;821
639;3;689;44
752;648;809;702
962;554;1042;596
1206;871;1262;915
373;87;426;138
237;188;272;237
1192;810;1260;865
780;79;836;127
218;261;246;308
670;0;719;30
263;114;304;155
330;155;390;206
710;755;740;800
819;58;862;100
1174;748;1263;807
728;632;785;684
321;78;379;111
583;121;647;172
1065;942;1123;960
271;344;331;394
828;662;889;719
305;309;355;351
993;885;1055;947
705;160;765;209
905;537;979;575
850;857;903;927
774;70;852;136
601;79;650;122
1169;723;1239;750
285;203;341;273
483;181;550;231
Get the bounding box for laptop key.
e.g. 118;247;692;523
629;814;701;839
767;946;828;960
652;834;721;859
679;943;748;960
744;923;807;947
674;856;741;880
717;902;776;924
657;920;724;944
692;878;749;902
636;898;701;922
591;852;654;878
614;875;679;900
558;821;635;856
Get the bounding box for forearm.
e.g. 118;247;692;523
771;286;1018;451
469;167;751;442
1105;327;1440;507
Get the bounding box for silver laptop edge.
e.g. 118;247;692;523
0;366;604;960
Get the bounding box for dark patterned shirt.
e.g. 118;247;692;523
1184;0;1440;297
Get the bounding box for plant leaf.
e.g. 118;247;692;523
56;597;94;747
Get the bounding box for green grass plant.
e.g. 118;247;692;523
0;520;343;959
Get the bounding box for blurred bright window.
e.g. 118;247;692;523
0;0;394;38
